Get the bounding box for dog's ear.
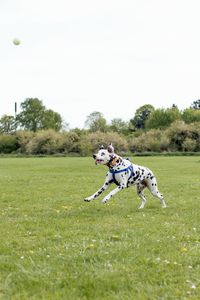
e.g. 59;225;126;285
99;145;104;150
107;143;114;153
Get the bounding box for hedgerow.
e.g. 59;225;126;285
0;121;200;155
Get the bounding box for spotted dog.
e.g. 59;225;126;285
84;144;166;209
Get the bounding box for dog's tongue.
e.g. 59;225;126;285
95;159;102;165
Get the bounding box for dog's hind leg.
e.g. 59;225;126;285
146;177;166;208
137;183;147;209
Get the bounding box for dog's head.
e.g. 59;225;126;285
93;144;117;165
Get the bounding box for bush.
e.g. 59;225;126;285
166;121;189;151
182;138;197;151
182;108;200;123
26;130;63;154
1;121;200;155
129;129;170;152
79;131;128;155
60;131;81;154
0;135;18;153
166;121;200;151
16;130;35;153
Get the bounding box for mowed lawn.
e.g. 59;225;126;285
0;156;200;300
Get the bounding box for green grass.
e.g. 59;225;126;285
0;156;200;299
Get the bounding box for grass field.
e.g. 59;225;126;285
0;156;200;299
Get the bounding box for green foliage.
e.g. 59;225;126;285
182;137;197;151
21;129;86;155
85;111;107;132
16;98;63;132
166;121;200;151
1;100;200;155
129;121;200;153
129;129;170;152
0;135;18;153
190;99;200;110
15;130;35;153
182;108;200;123
0;115;16;134
79;131;128;155
16;98;45;132
42;109;63;131
109;118;130;135
146;107;181;129
1;120;200;154
0;157;200;299
130;104;155;129
61;131;82;153
26;130;63;154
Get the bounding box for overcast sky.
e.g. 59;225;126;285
1;0;200;128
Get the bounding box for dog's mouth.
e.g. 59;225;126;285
95;159;104;165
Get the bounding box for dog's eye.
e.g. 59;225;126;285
101;152;105;156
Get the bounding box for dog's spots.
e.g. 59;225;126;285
85;149;165;209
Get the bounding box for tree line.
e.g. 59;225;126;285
0;98;200;155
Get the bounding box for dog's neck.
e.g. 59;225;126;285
107;155;122;168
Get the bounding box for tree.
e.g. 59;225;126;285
42;109;62;131
16;98;45;131
0;115;16;134
130;104;155;129
109;118;130;135
84;111;107;132
145;107;181;129
16;98;63;132
190;99;200;110
182;108;200;123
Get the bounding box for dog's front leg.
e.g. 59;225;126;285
102;183;126;204
84;181;111;202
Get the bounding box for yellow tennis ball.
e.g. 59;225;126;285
13;38;21;46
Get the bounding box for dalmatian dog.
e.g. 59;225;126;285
84;144;166;209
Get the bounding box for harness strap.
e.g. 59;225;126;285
109;164;134;186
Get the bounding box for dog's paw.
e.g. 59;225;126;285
102;197;109;204
138;204;145;209
84;197;91;202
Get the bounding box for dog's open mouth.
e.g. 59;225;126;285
95;159;104;165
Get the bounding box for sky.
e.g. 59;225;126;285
1;0;200;129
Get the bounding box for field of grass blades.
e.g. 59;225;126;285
0;156;200;299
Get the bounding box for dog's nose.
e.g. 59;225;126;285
93;154;96;159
